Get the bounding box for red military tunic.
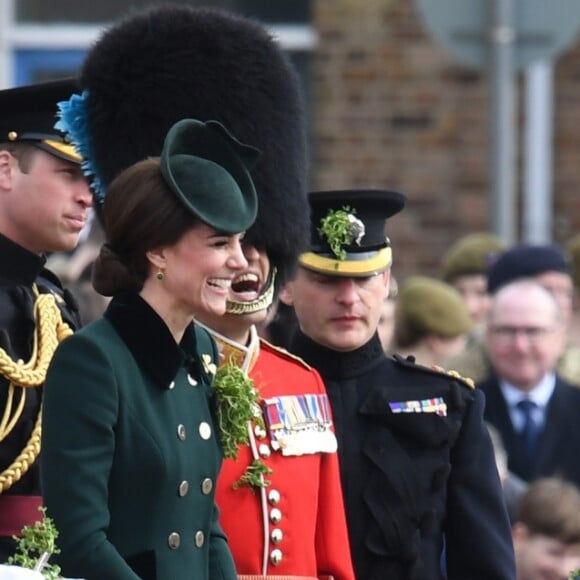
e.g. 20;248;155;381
209;326;355;580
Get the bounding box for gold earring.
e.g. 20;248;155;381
156;270;165;281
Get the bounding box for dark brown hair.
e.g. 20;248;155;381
92;157;197;296
514;477;580;544
0;142;37;173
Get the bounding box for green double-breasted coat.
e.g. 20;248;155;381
41;293;237;580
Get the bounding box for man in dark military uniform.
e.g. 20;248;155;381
0;80;92;560
282;190;516;579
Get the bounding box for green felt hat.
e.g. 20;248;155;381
397;275;473;337
440;232;506;282
160;118;259;234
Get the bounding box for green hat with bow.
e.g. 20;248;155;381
161;118;259;234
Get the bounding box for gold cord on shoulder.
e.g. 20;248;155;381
0;287;73;493
446;369;475;389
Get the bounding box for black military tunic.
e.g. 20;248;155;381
291;331;515;580
0;233;80;558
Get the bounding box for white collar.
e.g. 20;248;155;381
500;372;556;410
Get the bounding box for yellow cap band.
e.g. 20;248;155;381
299;247;392;277
42;139;83;164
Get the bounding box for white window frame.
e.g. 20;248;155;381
0;0;317;88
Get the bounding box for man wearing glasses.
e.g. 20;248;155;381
479;277;580;487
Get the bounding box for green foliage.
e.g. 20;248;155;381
212;362;262;459
318;206;357;260
212;361;273;489
233;458;273;490
7;506;61;580
569;570;580;579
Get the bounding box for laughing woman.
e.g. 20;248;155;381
40;119;258;580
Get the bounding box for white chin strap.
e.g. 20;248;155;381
225;268;276;315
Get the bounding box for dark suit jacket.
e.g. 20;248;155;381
479;373;580;487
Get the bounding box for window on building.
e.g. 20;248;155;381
15;0;310;24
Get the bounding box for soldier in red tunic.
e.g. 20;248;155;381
198;257;354;579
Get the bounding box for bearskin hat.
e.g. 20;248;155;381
80;4;308;288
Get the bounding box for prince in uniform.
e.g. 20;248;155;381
282;190;516;579
0;80;91;560
55;5;354;579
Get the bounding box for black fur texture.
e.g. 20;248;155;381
82;4;309;287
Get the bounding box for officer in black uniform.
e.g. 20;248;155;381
0;79;92;560
282;190;516;579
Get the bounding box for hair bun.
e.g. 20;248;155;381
92;243;139;296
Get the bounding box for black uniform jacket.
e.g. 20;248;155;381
479;372;580;486
0;233;80;498
291;332;515;580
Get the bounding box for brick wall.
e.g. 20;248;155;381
311;0;580;281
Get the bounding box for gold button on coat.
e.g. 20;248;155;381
168;532;181;549
168;381;175;390
268;489;281;505
201;478;213;495
270;508;282;524
187;374;198;386
178;480;189;497
194;530;205;548
271;528;283;544
199;422;211;440
177;424;186;441
270;548;283;565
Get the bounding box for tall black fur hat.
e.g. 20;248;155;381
80;4;308;288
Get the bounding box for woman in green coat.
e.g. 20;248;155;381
41;119;258;580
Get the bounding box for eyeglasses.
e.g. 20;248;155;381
489;325;556;343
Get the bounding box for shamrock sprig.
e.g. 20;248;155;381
211;361;273;489
318;206;364;260
233;458;273;490
7;506;61;580
212;362;262;459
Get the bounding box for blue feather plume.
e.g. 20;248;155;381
55;91;106;201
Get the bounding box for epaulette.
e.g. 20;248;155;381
259;338;314;371
433;366;475;389
392;354;475;389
